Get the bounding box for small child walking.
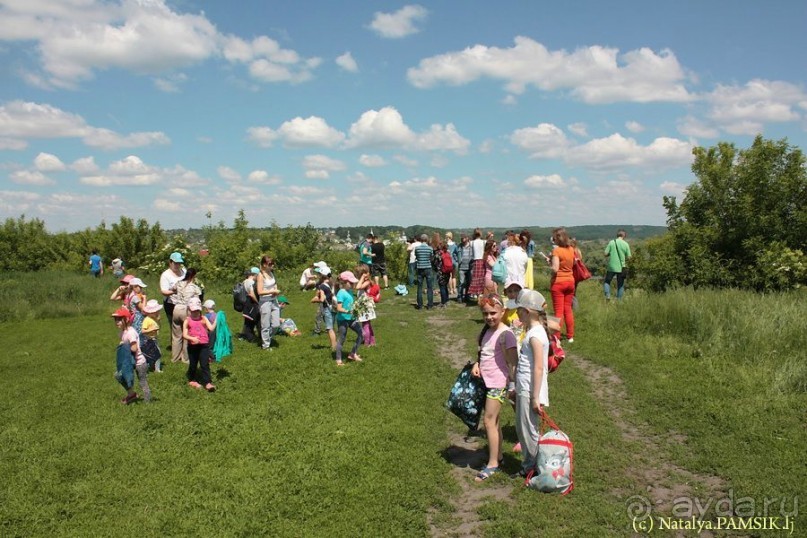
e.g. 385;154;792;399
513;290;550;478
334;271;364;366
471;293;517;481
112;306;151;404
140;299;164;373
203;299;217;362
354;264;377;346
183;297;217;392
311;270;337;351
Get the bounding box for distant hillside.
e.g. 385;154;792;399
332;225;667;242
166;224;667;245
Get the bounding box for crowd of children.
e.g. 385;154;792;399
109;254;233;404
105;235;568;488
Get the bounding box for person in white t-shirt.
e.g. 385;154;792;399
512;289;550;478
299;263;318;290
503;232;529;288
406;237;421;286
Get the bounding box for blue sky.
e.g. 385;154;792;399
1;0;806;232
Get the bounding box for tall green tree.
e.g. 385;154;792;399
651;136;807;291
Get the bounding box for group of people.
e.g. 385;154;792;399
108;251;232;403
88;251;126;278
98;227;630;410
305;260;381;366
451;227;631;481
404;227;631;343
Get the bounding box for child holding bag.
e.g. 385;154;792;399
512;290;550;478
471;294;517;481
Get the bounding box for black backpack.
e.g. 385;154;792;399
232;281;248;312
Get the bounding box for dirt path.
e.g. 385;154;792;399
425;314;514;538
570;354;728;527
425;308;729;537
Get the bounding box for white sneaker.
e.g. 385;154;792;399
567;338;574;344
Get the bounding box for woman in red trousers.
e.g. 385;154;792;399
550;227;576;343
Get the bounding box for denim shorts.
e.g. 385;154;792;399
322;306;334;330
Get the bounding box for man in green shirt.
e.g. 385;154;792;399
603;230;631;300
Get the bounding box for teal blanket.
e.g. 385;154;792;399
213;310;232;362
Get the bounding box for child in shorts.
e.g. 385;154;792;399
311;270;336;350
471;294;518;481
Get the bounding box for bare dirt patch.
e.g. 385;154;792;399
426;313;513;538
570;354;728;521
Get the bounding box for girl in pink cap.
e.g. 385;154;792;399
183;297;217;392
334;271;364;366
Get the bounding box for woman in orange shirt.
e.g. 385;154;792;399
550;227;576;343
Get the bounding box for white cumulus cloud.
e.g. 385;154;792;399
247;116;344;148
218;166;241;183
278;116;345;147
510;123;571;159
0;0;319;88
247;170;281;185
0;100;170;150
625;121;645;133
706;79;807;135
246;126;280;148
407;37;693;104
567;134;693;171
524;174;567;189
10;170;55;186
567;123;588;137
302;154;346;180
346;106;469;153
336;52;358;73
34;152;65;172
359;154;387;167
369;5;428;38
70;156;99;174
347;106;416;148
79;155;208;187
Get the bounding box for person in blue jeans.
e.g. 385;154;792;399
414;234;434;310
603;230;632;300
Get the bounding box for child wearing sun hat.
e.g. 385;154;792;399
512;289;550;478
334;271;364;366
140;299;164;372
183;297;216;391
112;306;151;404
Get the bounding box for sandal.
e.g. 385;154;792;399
347;354;363;362
475;466;499;482
335;360;345;366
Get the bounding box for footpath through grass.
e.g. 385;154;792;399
2;272;806;536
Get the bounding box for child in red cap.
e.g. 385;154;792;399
112;306;150;404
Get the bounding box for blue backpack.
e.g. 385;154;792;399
492;256;507;284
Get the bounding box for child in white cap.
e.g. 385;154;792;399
203;299;218;362
512;289;550;478
127;277;148;333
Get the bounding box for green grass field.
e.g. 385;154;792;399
1;271;804;537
